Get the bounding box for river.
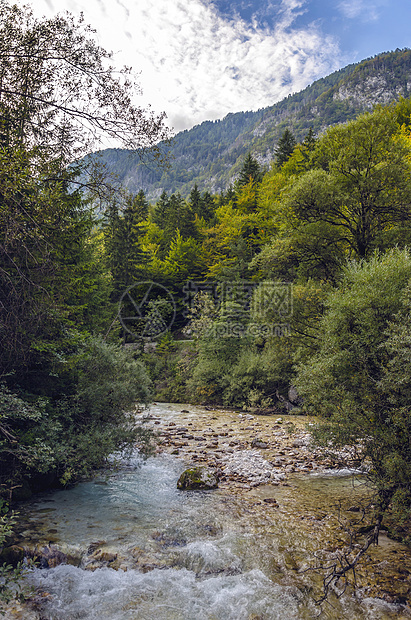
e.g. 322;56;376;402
13;403;411;619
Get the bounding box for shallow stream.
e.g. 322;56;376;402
16;404;411;619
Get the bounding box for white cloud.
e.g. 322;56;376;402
337;0;384;21
28;0;342;135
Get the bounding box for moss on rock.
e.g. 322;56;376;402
177;467;218;490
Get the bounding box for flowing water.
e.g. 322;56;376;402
15;404;411;619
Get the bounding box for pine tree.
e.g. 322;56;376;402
104;191;149;296
302;126;316;152
189;184;215;221
236;153;263;189
188;184;202;215
275;129;297;167
152;191;170;229
152;191;197;257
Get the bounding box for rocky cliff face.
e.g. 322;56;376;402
333;74;411;107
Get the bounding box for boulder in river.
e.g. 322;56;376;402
31;544;68;568
177;467;219;490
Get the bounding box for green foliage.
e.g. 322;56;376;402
275;129;297;167
187;295;249;404
156;332;177;354
251;221;346;283
0;147;95;377
0;336;152;493
235;153;263;190
104;190;149;296
253;105;411;285
188;184;215;221
183;292;217;340
296;249;411;534
309;106;411;257
163;232;205;281
296;250;411;413
151;192;197;257
0;386;54;491
0;500;30;610
143;339;194;403
71;336;151;422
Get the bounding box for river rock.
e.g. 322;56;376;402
89;549;117;563
263;498;278;505
31;544;68;568
220;449;283;485
288;385;301;405
0;544;24;566
251;438;268;449
177;467;219;490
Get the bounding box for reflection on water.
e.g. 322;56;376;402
19;404;410;619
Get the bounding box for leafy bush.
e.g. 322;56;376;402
0;500;28;609
296;248;411;537
0;336;153;495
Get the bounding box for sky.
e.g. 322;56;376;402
25;0;411;134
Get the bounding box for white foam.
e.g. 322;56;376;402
28;564;302;620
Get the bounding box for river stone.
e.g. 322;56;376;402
0;544;24;566
251;438;268;449
177;467;219;490
89;549;117;563
33;544;68;568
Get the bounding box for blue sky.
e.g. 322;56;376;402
26;0;411;135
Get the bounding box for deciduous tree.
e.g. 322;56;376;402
0;0;169;163
290;107;411;258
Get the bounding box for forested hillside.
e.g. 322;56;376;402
97;48;411;200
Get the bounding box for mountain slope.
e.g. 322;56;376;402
98;49;411;201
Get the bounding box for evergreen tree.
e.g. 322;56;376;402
152;191;197;257
217;185;236;207
189;184;215;221
275;129;297;167
201;191;216;221
104;191;149;296
188;184;202;216
302;126;316;152
0;151;100;381
236;153;263;189
152;191;170;229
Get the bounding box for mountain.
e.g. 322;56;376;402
97;49;411;201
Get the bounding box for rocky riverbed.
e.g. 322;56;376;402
144;404;411;609
149;406;361;486
4;403;411;619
